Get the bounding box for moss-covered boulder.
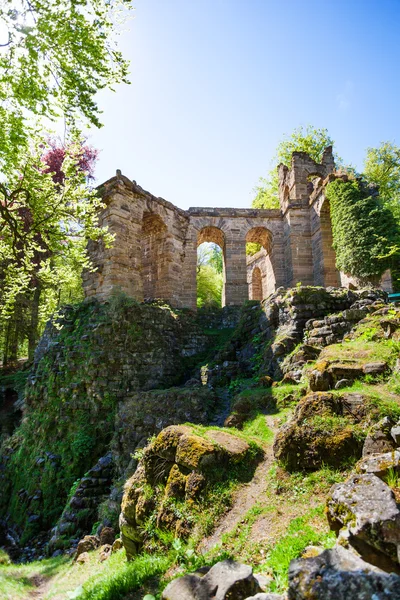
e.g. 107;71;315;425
119;425;258;560
273;392;367;470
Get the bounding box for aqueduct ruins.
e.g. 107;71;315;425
83;147;392;309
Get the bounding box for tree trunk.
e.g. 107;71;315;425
28;285;41;361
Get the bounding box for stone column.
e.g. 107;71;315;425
83;182;144;301
284;207;314;287
179;227;198;310
224;232;248;305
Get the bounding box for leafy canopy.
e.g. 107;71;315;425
0;137;113;320
252;126;336;209
364;141;400;222
197;243;223;308
0;0;131;168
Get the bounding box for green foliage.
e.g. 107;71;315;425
242;414;274;443
252;173;280;209
197;264;223;308
384;467;400;490
0;549;10;565
197;243;224;308
364;141;400;222
364;141;400;290
252;125;337;209
266;508;336;591
0;0;132;363
0;0;131;170
326;178;400;281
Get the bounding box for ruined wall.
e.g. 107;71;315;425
83;148;392;308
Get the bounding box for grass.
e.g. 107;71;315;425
265;507;336;592
0;555;69;600
242;414;274;444
79;551;172;600
320;338;398;367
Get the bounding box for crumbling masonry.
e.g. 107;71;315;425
83;148;392;308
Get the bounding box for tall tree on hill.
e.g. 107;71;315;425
0;0;132;363
0;138;110;364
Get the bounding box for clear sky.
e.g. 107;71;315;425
88;0;400;210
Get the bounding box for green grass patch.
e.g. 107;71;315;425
265;507;336;592
0;555;68;599
321;338;398;367
242;414;274;444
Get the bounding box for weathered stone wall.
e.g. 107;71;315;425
84;149;392;307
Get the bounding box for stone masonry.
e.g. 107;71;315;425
83;148;392;309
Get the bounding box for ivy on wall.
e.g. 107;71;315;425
326;178;400;283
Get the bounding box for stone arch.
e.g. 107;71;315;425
197;226;226;306
197;225;226;250
250;267;262;301
319;197;340;287
245;227;276;299
246;226;272;254
141;212;170;301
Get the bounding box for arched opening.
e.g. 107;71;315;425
197;226;225;308
250;267;262;301
141;212;170;301
319;198;340;287
246;227;274;300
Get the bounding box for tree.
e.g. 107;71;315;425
0;136;111;363
252;126;337;209
326;178;400;283
197;243;223;307
364;142;400;222
0;1;131;363
197;265;223;308
0;0;130;169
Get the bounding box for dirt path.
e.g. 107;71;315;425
200;415;277;553
27;574;51;599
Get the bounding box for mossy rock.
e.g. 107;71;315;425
119;424;258;558
273;392;366;471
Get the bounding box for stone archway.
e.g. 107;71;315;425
197;226;226;306
246;226;275;299
142;212;170;301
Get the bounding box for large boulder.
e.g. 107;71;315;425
120;426;258;559
288;545;400;599
161;560;261;600
273;392;365;470
326;473;400;571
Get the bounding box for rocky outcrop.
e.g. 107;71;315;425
304;288;387;347
288;545;400;599
119;425;258;559
0;298;222;546
273;392;366;470
49;453;114;552
327;472;400;572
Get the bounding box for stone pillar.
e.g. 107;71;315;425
224;232;248;305
284;208;314;287
179;227;198;310
83;182;144;301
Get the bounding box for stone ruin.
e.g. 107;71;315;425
83;147;392;309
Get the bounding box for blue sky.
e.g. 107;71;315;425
89;0;400;210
